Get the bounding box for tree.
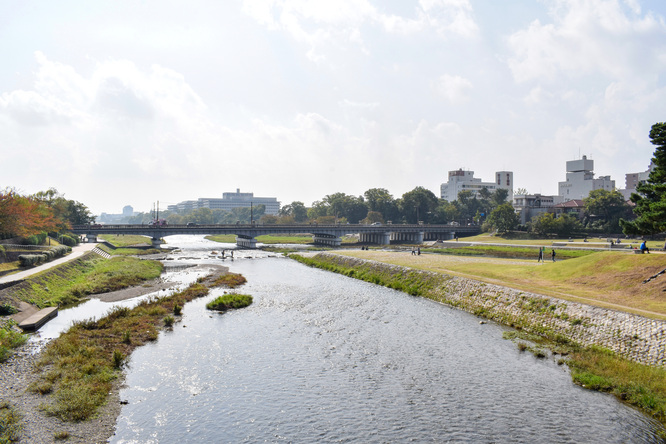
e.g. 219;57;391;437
32;188;95;228
454;190;482;224
583;189;631;233
279;201;308;222
486;203;518;234
0;188;57;237
621;122;666;235
399;187;439;224
364;188;399;222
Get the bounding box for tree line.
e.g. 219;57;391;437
0;188;94;244
3;122;664;241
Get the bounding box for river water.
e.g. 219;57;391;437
38;236;666;442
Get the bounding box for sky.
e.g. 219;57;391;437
1;0;665;216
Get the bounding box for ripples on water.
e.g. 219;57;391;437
100;237;665;443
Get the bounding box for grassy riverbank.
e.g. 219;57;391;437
98;235;162;256
206;233;357;245
423;244;593;260
28;270;247;423
334;250;666;318
291;252;666;429
3;254;163;308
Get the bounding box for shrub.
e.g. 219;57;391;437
60;234;79;247
206;294;253;311
164;315;175;327
112;350;125;369
18;253;46;267
26;232;47;245
173;304;182;316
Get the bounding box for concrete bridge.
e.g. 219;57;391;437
71;223;480;248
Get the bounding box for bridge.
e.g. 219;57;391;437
71;223;480;248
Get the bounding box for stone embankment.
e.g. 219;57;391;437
311;253;666;367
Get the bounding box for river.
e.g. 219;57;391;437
34;236;666;442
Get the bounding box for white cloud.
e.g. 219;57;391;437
242;0;478;61
434;74;473;104
507;0;666;83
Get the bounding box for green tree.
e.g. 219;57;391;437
486;203;518;234
399;187;439;224
454;190;482;224
621;122;666;235
529;213;557;237
583;189;631;233
279;201;308;222
364;188;399;222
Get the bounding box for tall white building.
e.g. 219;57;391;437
558;155;614;201
440;169;513;202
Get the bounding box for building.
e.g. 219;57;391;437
552;199;585;219
558;155;615;201
441;169;513;202
98;205;135;223
512;193;563;225
168;189;280;215
620;161;654;200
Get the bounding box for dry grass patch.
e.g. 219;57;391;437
337;250;666;318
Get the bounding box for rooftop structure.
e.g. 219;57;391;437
558;155;615;201
440;169;513;202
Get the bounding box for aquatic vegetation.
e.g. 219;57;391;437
206;294;253;311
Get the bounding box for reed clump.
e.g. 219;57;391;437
206;294;253;312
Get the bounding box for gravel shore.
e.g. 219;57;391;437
0;341;121;444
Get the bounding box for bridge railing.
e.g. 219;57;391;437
72;223;478;230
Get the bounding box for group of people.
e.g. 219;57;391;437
537;246;556;262
411;247;421;256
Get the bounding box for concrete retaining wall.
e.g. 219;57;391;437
315;253;666;367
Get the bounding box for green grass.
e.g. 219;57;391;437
9;255;163;308
30;281;212;421
0;321;27;363
99;234;152;247
424;245;593;260
97;244;163;256
211;272;247;288
206;294;253;311
338;250;666;317
206;234;357;245
0;401;22;443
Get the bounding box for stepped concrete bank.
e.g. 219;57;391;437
307;253;666;368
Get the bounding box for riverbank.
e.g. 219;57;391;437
291;252;666;426
0;263;230;443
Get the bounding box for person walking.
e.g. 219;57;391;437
537;247;543;262
551;249;556;262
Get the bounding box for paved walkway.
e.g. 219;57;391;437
0;242;99;285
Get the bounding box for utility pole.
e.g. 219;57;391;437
250;201;253;224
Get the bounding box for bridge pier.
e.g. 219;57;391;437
423;231;456;241
152;237;163;247
85;234;98;243
390;232;424;244
359;232;390;245
312;234;342;247
236;236;257;249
